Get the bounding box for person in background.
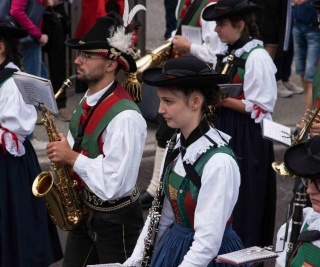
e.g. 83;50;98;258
140;0;224;209
292;0;320;136
42;0;73;122
0;21;62;267
202;0;277;250
275;136;320;267
10;0;56;150
123;56;247;267
46;10;147;266
164;0;178;40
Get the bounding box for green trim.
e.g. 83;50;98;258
84;99;140;157
164;144;237;228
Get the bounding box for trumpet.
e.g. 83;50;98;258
272;104;320;177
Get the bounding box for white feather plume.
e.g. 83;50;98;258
123;0;146;27
107;26;133;53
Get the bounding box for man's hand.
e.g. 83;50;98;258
310;122;320;137
46;133;79;166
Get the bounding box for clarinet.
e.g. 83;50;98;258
141;133;177;267
285;183;307;266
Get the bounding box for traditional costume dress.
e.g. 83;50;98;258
214;38;278;247
127;122;247;267
276;207;320;267
0;61;62;266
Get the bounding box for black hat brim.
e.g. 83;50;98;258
0;25;28;39
203;4;261;21
142;67;230;87
65;38;111;50
284;143;320;179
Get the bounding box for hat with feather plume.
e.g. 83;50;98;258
65;0;146;73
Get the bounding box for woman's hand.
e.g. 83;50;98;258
39;34;48;46
172;35;191;55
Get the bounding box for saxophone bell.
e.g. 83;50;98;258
32;171;54;197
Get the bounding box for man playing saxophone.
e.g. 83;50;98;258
45;9;147;267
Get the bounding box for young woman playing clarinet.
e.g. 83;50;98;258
122;56;248;267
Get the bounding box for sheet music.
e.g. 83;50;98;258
87;264;123;267
262;119;292;147
216;246;278;265
13;71;58;114
181;25;202;45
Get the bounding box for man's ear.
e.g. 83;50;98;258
105;60;118;72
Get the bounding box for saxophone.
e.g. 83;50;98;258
272;104;320;178
32;75;88;231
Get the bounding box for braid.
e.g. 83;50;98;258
201;85;223;124
178;85;223;124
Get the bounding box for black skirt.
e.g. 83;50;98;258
214;107;276;248
0;138;63;267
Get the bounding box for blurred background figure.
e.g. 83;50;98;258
42;0;73;122
10;0;55;150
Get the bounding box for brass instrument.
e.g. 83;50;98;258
32;75;88;231
220;54;235;75
272;104;320;178
122;42;172;102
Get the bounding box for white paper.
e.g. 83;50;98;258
87;264;123;267
262;119;292;147
216;246;278;265
13;71;58;114
181;25;202;45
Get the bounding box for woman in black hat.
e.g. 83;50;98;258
0;22;62;266
124;56;247;267
202;0;278;249
275;137;320;267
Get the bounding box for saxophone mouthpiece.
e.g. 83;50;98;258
55;74;77;99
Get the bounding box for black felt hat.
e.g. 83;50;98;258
65;13;137;72
0;21;28;39
312;0;320;10
284;137;320;180
142;56;229;88
202;0;261;21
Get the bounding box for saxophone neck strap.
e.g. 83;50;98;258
72;81;118;152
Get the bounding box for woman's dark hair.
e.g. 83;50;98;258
0;36;23;69
174;85;223;123
229;12;260;39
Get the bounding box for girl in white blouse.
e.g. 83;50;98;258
0;22;62;266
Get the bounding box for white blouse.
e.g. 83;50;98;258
125;128;241;267
172;1;224;67
0;63;37;156
68;82;147;201
221;39;278;123
275;207;320;267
